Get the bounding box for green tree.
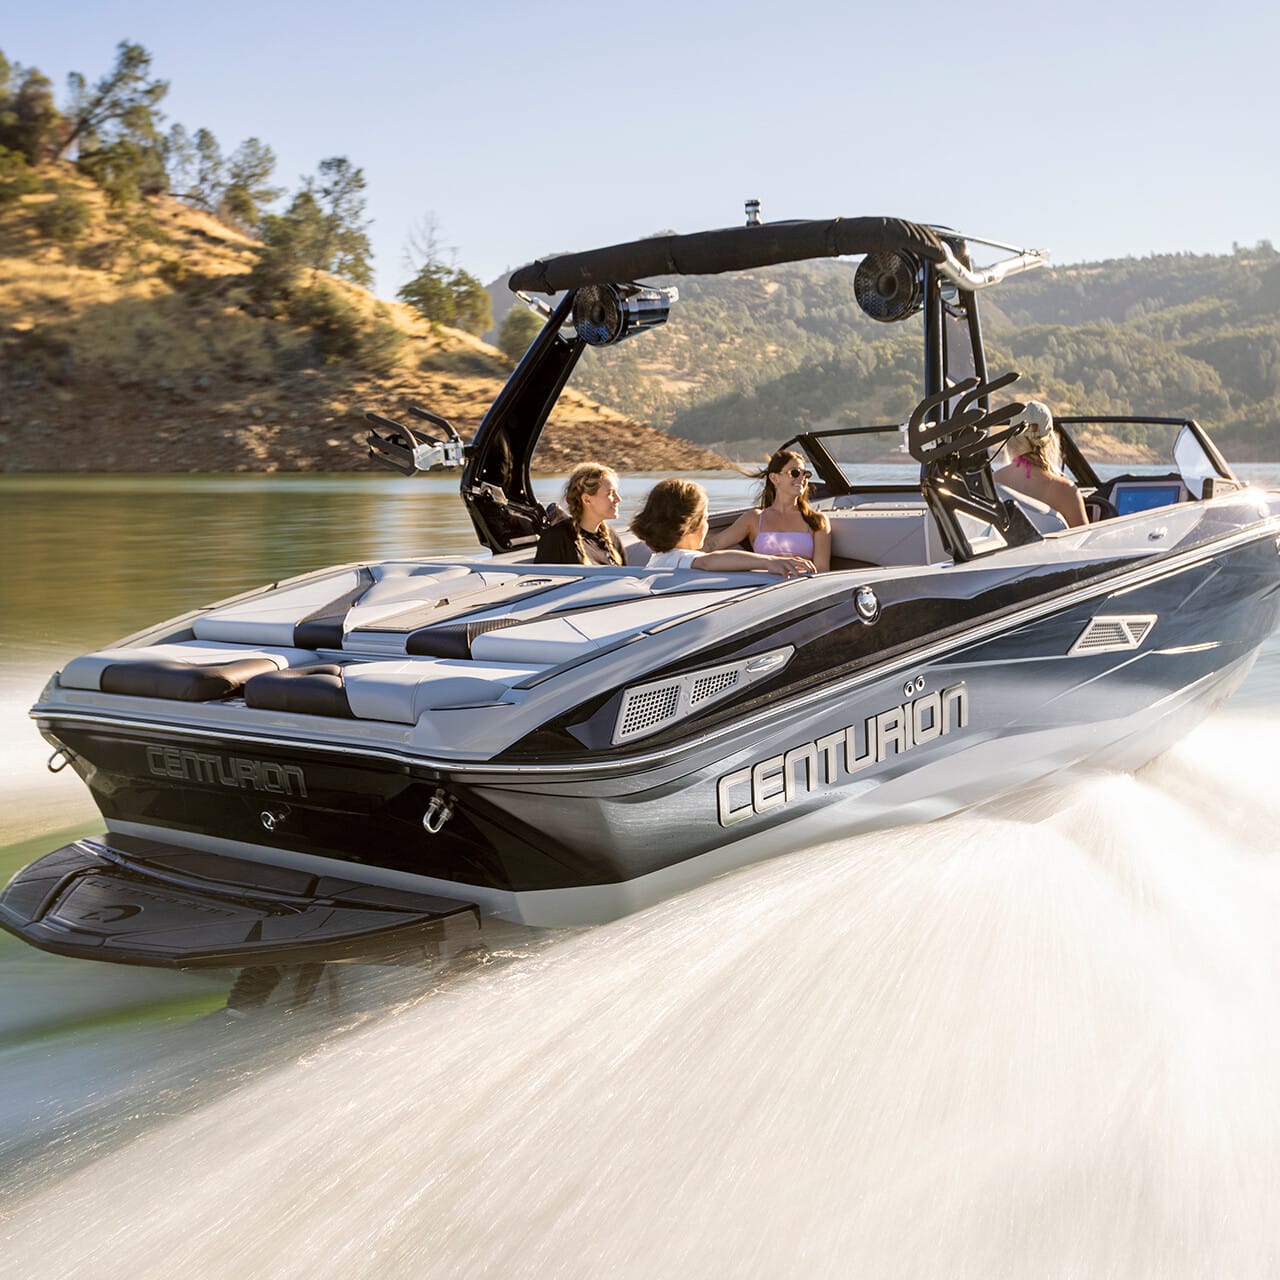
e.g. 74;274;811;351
33;192;92;245
400;263;492;335
222;136;279;228
59;41;168;161
300;155;372;287
250;190;327;308
398;262;457;324
248;156;372;306
498;305;544;360
165;127;279;228
450;269;492;335
397;212;489;333
78;124;168;205
163;121;195;194
190;127;223;209
68;43;169;206
0;58;62;163
0;144;43;205
163;122;223;210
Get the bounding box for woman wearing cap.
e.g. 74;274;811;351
704;448;832;571
994;401;1088;528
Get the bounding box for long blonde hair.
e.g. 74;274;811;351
1005;402;1064;475
563;462;622;565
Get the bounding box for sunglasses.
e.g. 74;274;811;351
783;468;813;480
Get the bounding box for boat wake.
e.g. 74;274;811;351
5;712;1280;1278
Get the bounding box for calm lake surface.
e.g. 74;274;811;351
4;468;1280;1278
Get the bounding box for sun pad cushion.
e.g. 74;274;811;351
341;660;543;724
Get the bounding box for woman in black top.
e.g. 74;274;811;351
534;462;624;566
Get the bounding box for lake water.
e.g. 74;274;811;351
4;470;1280;1277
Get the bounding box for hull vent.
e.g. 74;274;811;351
1069;614;1157;656
613;646;794;746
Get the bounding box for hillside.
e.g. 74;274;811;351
490;242;1280;461
0;171;724;474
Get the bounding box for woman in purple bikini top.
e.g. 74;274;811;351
753;509;817;559
704;448;831;571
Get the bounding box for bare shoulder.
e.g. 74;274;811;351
1042;473;1079;498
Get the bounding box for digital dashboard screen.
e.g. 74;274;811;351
1112;483;1184;515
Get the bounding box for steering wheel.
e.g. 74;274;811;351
1085;495;1119;523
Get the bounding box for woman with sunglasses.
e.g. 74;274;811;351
704;449;832;571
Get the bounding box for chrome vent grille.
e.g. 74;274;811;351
617;683;683;737
1069;614;1157;656
612;647;793;746
689;668;740;706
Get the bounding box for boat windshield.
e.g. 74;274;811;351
786;412;1240;513
1051;416;1236;499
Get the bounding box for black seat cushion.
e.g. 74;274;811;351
244;665;354;718
292;567;376;650
100;657;280;701
406;616;527;659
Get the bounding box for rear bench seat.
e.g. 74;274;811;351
824;493;1063;566
59;641;325;701
244;659;543;723
55;564;391;701
826;503;945;567
59;561;759;720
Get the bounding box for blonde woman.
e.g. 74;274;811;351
534;462;625;565
704;449;832;571
994;401;1087;528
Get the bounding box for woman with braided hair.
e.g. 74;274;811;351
994;401;1087;528
534;462;625;566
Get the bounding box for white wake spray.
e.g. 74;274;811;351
5;715;1280;1278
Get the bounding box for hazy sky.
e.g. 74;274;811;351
6;1;1277;298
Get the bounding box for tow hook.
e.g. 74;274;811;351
423;788;455;835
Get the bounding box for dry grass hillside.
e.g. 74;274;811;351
0;172;724;474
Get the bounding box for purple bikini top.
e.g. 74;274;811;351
754;510;814;558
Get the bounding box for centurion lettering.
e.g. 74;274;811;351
145;746;308;797
716;682;968;826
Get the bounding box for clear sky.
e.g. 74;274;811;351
5;1;1277;299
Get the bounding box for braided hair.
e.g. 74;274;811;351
563;462;623;565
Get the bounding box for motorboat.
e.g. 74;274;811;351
5;212;1280;972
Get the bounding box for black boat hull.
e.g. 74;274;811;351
11;527;1277;954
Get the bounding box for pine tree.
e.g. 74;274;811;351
59;41;167;161
222;137;279;228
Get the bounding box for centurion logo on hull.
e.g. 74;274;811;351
716;681;969;826
146;746;308;797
